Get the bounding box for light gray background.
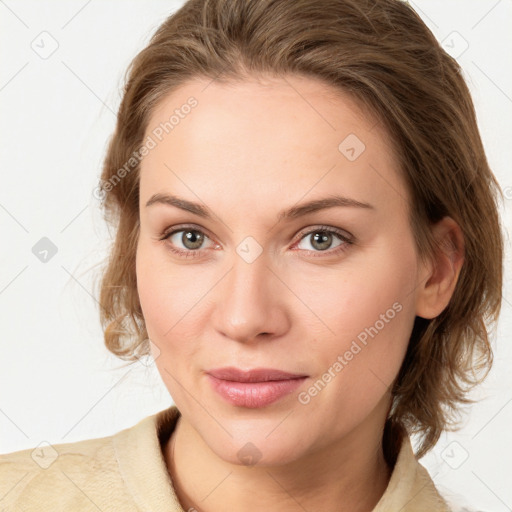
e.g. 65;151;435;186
0;1;511;510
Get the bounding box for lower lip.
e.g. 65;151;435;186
207;375;307;408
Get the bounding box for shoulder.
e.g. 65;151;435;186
379;425;495;512
440;493;494;512
446;503;493;512
0;428;136;511
377;429;453;512
0;407;181;512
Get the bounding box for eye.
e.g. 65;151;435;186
159;225;217;259
158;224;354;259
293;226;354;257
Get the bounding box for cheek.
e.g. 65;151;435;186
295;248;416;339
136;245;198;400
135;242;211;372
136;262;171;339
294;241;418;393
136;242;196;337
291;257;417;437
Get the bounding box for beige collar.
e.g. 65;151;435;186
113;405;450;512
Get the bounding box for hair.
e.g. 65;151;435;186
95;0;504;459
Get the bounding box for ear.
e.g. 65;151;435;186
415;216;465;320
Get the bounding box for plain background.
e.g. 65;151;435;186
0;1;511;510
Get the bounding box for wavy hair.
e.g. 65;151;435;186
95;0;504;458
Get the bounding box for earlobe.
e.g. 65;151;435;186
415;217;465;320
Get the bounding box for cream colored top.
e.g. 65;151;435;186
0;405;454;511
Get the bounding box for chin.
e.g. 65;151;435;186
206;430;308;468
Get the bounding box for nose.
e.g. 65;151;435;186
211;251;291;344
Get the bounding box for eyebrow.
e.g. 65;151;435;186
145;193;374;221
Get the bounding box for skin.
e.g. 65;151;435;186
135;74;464;512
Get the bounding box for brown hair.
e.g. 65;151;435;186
95;0;504;458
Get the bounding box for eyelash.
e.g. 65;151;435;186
158;224;354;260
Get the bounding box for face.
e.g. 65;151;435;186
136;74;424;466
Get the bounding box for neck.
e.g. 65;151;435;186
164;409;394;512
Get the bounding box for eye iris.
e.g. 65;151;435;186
311;231;332;251
182;230;204;250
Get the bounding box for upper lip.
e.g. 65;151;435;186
206;367;308;382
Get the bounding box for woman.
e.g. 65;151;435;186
0;0;504;511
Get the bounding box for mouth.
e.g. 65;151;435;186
206;367;308;408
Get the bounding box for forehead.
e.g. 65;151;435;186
140;74;409;219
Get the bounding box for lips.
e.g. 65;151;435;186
206;367;308;408
207;367;307;382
